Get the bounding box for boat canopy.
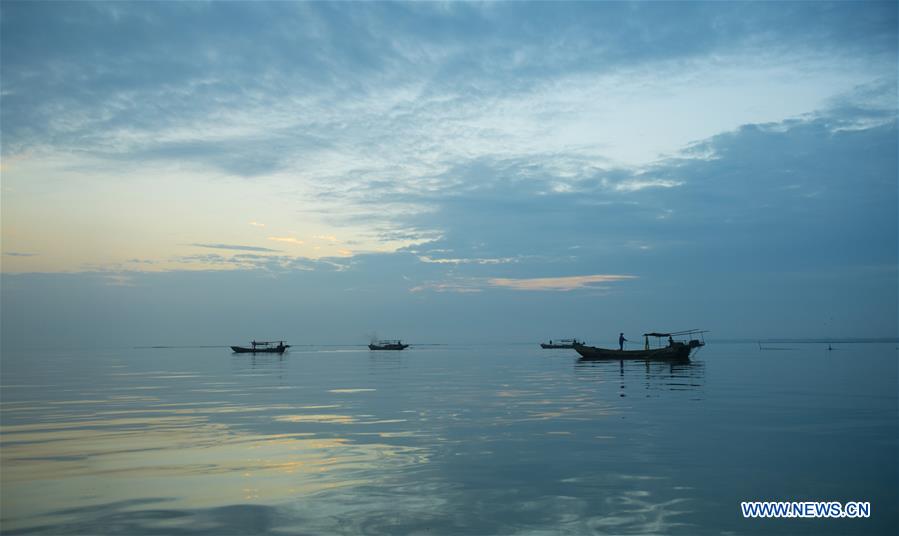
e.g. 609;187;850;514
642;329;708;337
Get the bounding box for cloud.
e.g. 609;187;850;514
409;280;483;293
0;1;895;354
417;255;518;265
487;274;637;292
2;1;893;180
103;273;136;287
190;243;281;253
613;179;683;193
371;92;897;280
172;253;313;272
0;0;895;323
3;252;39;257
268;236;304;246
249;221;265;228
410;274;637;293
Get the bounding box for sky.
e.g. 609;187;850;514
1;1;897;348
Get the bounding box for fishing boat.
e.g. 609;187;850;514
368;339;409;351
574;330;706;361
540;338;583;349
230;340;289;354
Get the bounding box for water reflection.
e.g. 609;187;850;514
2;344;896;535
574;357;706;396
232;353;287;374
0;410;427;533
367;350;406;373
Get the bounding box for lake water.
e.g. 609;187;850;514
1;342;896;535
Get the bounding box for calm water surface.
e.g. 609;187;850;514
1;343;896;534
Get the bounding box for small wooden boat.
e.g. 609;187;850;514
540;338;582;349
574;330;706;361
368;339;408;350
230;340;289;354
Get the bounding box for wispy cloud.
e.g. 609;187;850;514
613;179;683;193
1;0;894;296
172;253;320;272
410;280;483;293
268;236;304;246
103;273;136;287
4;1;891;180
190;243;281;253
3;252;38;257
488;274;637;292
417;255;518;265
411;274;638;293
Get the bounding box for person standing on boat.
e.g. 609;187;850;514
668;335;674;347
619;333;627;351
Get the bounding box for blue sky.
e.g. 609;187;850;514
1;1;896;346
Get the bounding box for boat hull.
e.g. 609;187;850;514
573;342;693;361
231;346;286;354
540;343;576;349
368;344;408;350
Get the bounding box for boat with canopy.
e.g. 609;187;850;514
540;338;583;349
368;339;409;350
230;340;290;354
574;330;707;361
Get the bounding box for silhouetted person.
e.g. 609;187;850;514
619;333;627;351
668;335;674;347
252;339;257;349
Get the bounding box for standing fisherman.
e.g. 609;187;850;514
618;332;627;351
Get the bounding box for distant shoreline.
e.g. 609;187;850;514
725;338;899;344
131;338;899;350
